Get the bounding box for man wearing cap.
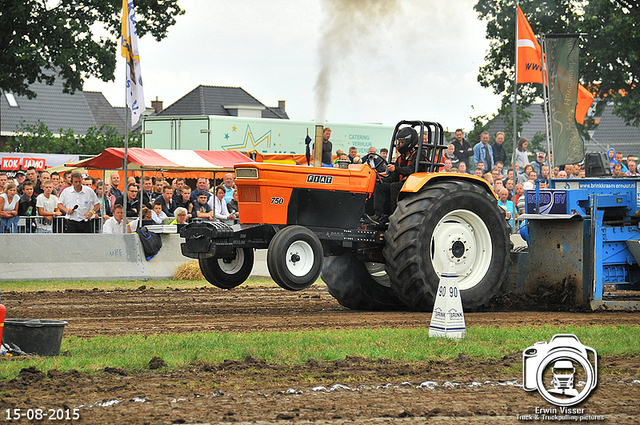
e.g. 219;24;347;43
532;152;548;176
18;166;38;195
14;171;25;193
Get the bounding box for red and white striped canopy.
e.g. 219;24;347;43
69;148;253;171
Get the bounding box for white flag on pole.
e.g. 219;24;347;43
121;0;145;126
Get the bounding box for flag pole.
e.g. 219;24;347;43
540;34;552;170
512;3;519;176
122;0;129;191
512;2;519;232
124;66;129;190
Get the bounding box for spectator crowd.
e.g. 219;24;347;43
319;127;638;229
1;128;637;234
0;167;239;234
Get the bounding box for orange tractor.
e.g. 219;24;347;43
180;121;511;311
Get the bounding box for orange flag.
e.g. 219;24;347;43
517;5;543;84
575;84;594;125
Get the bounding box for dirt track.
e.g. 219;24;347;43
3;284;639;337
1;284;639;424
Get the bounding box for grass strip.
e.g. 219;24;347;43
0;325;638;380
0;278;279;293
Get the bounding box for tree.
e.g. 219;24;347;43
6;121;140;155
581;0;640;126
473;0;580;145
0;0;184;98
474;0;640;130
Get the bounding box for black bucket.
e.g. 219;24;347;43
1;319;68;356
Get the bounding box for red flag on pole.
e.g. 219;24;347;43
575;84;594;125
516;5;543;84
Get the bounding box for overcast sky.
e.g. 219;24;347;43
84;0;502;132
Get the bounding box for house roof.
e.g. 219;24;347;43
1;78;97;136
590;103;640;156
83;91;126;134
0;78;127;137
1;81;288;141
485;102;640;157
157;85;289;119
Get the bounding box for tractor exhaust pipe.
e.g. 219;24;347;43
314;124;324;167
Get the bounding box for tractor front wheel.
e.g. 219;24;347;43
383;180;511;311
267;226;323;291
199;247;254;289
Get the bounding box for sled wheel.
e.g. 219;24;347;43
383;180;511;311
267;226;323;291
199;247;254;289
322;253;407;311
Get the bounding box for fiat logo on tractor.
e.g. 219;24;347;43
306;175;333;184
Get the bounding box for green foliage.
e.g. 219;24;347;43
473;0;640;128
581;0;640;127
0;325;638;379
0;0;184;98
0;278;280;293
466;112;491;146
5;121;141;155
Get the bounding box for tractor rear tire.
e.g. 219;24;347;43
383;180;511;311
322;253;407;311
267;225;323;291
199;247;254;289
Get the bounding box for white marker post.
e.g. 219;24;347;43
429;263;466;339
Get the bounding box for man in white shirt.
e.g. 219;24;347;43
58;171;100;233
103;204;130;234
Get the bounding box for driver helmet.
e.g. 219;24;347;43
395;127;418;154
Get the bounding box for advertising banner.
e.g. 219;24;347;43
546;36;584;167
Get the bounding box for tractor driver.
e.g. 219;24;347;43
367;127;420;225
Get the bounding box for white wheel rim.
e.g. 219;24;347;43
286;240;315;277
217;249;245;274
430;209;492;291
